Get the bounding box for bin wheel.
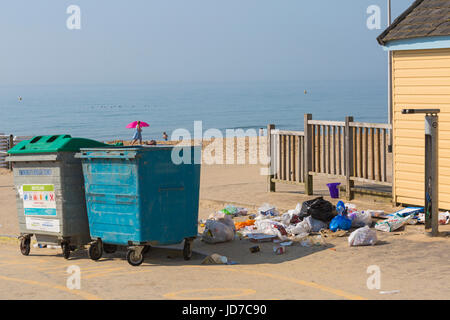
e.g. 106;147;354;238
127;249;144;266
103;244;117;254
61;243;71;259
20;237;31;256
183;239;193;261
142;245;151;255
88;242;103;261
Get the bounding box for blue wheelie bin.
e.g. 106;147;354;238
76;145;201;266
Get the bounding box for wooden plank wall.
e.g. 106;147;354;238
392;48;450;209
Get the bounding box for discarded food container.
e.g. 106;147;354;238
326;183;341;199
273;246;286;255
7;135;108;259
76;146;201;266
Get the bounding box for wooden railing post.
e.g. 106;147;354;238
304;114;313;195
8;134;13;171
345;116;354;200
267;124;276;192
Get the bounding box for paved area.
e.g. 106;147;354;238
0;166;449;300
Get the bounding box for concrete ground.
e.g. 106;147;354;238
0;166;449;300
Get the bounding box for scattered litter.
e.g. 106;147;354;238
367;210;388;219
299;197;335;223
300;239;311;247
418;211;450;225
33;243;47;248
280;241;293;247
254;220;289;241
258;203;279;217
329;215;352;232
350;211;372;228
348;226;378;246
375;215;412;232
220;205;248;217
392;207;423;218
439;212;450;225
234;219;255;231
226;260;239;265
202;213;236;244
249;245;260;253
345;203;357;214
379;290;400;295
247;233;277;243
320;229;348;238
273;246;286;255
201;253;228;265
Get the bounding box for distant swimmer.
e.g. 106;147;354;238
304;90;307;94
18;96;22;101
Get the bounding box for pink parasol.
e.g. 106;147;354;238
126;121;150;128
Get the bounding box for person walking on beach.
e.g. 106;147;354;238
131;121;143;145
163;132;168;141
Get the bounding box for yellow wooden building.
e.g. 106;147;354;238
378;0;450;209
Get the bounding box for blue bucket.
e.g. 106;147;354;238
327;183;341;199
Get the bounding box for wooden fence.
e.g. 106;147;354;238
267;114;392;200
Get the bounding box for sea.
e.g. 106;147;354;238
0;80;388;142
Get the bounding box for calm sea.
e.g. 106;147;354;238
0;81;387;141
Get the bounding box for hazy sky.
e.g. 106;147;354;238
0;0;414;85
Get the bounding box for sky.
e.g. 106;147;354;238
0;0;415;85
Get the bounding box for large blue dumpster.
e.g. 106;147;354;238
76;146;201;266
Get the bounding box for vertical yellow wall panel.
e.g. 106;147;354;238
392;48;450;209
392;49;450;209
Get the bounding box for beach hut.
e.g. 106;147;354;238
377;0;450;209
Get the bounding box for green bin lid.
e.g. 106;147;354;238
8;134;110;154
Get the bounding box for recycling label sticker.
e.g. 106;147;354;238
25;217;60;233
22;184;57;216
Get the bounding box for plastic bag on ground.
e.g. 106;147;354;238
208;211;236;232
374;215;412;232
201;253;228;264
329;215;352;232
348;226;378;246
286;220;311;237
351;211;372;228
304;216;329;232
299;197;335;223
254;219;289;241
202;220;235;244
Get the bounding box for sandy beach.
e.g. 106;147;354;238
0;138;448;300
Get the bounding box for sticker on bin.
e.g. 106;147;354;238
22;184;57;216
26;217;60;233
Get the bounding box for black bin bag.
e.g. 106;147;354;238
298;197;336;223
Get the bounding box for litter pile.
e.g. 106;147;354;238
199;199;448;254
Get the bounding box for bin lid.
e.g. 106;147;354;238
8;134;110;154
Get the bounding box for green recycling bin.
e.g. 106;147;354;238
7;134;109;259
